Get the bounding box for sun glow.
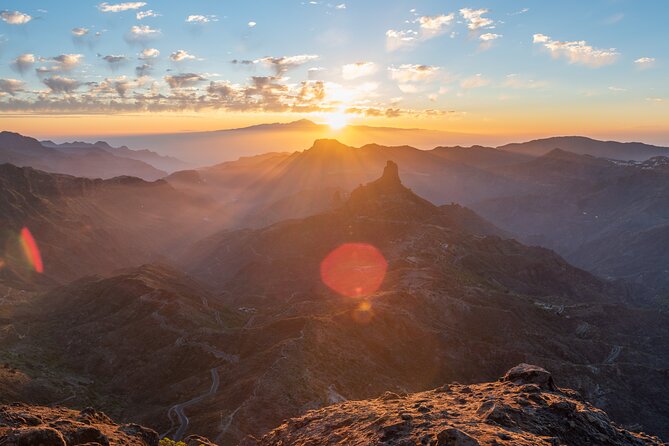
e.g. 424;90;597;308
324;111;350;130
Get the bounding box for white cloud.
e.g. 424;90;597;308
480;33;502;41
608;86;627;92
139;48;160;59
417;14;454;37
336;3;346;9
11;54;36;74
126;25;161;43
137;10;160;20
98;2;146;13
71;27;89;37
1;10;32;25
460;74;490;89
385;29;418;51
460;8;494;30
51;54;84;71
634;57;656;69
186;15;218;24
533;34;619;67
257;54;319;75
388;64;440;82
342;62;377;80
0;78;24;95
170;50;196;62
248;21;257;27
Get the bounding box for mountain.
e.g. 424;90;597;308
102;120;502;165
248;364;664;446
2;264;241;437
0;132;167;180
0;163;229;286
473;149;669;298
42;140;190;173
178;162;669;443
499;136;669;161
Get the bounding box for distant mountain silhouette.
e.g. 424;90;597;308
0;131;167;180
499;136;669;161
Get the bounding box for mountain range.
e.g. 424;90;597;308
1;160;668;445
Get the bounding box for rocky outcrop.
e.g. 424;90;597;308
0;403;160;445
246;365;663;446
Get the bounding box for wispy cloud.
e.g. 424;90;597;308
634;57;656;69
98;2;146;13
342;62;377;80
388;64;440;82
0;10;32;25
186;15;218;24
460;8;494;30
137;10;160;20
386;13;455;51
533;34;619;67
71;27;89;37
460;74;489;89
125;25;161;43
256;54;319;75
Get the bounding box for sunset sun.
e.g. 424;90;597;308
324;111;350;130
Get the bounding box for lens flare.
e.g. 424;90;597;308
19;227;43;273
320;243;387;297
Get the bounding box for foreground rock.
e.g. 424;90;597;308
245;365;663;446
0;404;160;446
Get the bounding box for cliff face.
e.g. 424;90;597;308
245;364;663;446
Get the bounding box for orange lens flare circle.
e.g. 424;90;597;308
320;243;387;298
19;227;44;273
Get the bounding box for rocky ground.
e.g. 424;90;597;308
244;364;664;446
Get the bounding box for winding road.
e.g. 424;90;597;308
165;367;220;441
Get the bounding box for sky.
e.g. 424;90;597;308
0;0;667;142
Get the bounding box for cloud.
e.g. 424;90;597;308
72;27;89;37
137;10;160;20
417;14;454;37
165;73;206;89
532;34;619;67
1;10;32;25
342;62;377;80
388;64;440;82
98;2;146;13
634;57;656;69
257;54;319;75
460;74;489;89
93;75;148;97
102;55;127;71
11;54;36;74
139;48;160;59
336;4;346;9
43;76;82;93
385;29;418;51
459;8;494;30
248;21;257;27
186;15;218;24
126;25;161;43
0;78;24;95
51;54;84;71
480;33;502;41
170;50;196;62
503;74;546;89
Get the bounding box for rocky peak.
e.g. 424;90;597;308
344;160;437;220
247;364;664;446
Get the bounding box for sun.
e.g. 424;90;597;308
324;111;350;130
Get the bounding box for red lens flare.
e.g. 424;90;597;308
320;243;387;298
19;227;44;273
